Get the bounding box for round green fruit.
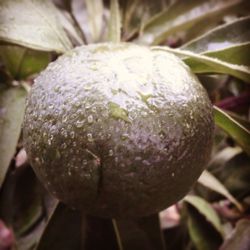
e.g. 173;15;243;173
23;43;214;218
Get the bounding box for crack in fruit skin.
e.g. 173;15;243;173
23;43;214;218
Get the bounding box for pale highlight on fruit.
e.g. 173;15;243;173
23;43;214;218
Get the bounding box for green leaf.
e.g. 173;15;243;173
220;219;250;250
108;0;121;43
182;16;250;54
16;197;58;250
214;106;250;154
182;16;250;65
151;46;250;83
184;195;223;235
85;0;104;42
36;203;81;250
0;45;50;79
208;146;243;170
56;9;85;46
136;0;245;45
0;0;72;52
0;166;44;237
211;152;250;200
115;214;166;250
0;84;27;187
198;170;243;211
186;203;223;250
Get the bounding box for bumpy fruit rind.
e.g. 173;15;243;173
23;43;214;218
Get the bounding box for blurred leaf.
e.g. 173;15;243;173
53;0;72;12
0;166;45;238
182;16;250;53
108;0;121;43
137;0;244;45
214;106;250;154
220;219;250;250
56;9;85;46
36;203;81;250
216;92;250;114
115;214;166;250
184;195;223;235
85;0;104;42
0;45;50;79
17;196;58;250
121;0;167;40
0;84;27;187
198;170;243;211
182;16;250;65
209;146;242;170
186;203;223;250
226;111;250;131
213;152;250;200
0;0;72;52
152;46;250;83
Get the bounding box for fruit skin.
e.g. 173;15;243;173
23;43;214;218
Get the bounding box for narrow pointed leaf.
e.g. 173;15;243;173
137;0;244;45
108;0;121;43
186;204;223;250
0;84;27;187
0;45;50;79
198;170;243;211
56;10;85;46
151;46;250;83
85;0;104;42
182;16;250;54
0;0;72;52
214;106;250;154
182;16;250;65
184;195;223;235
115;214;166;250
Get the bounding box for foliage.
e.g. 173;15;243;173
0;0;250;249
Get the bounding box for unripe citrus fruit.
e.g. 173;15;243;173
23;43;214;218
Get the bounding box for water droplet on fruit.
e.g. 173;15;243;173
87;133;93;142
87;115;93;124
76;119;85;128
62;115;68;123
70;131;75;138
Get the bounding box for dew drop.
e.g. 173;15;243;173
48;139;52;145
62;115;68;123
76;119;85;128
121;133;129;140
70;131;75;138
87;115;94;124
56;150;61;159
87;133;93;142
